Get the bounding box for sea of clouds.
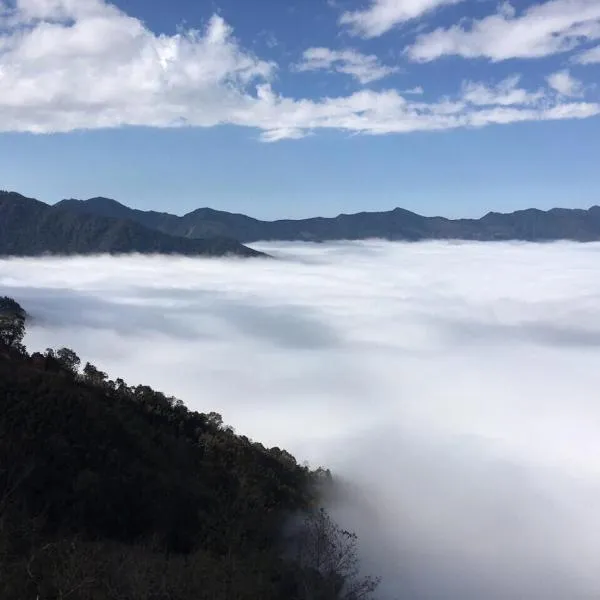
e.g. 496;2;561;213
2;240;600;599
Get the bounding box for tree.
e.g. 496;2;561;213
206;412;224;429
82;362;107;386
1;323;383;598
114;378;130;395
0;297;26;350
292;508;380;600
55;348;81;374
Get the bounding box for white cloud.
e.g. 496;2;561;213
340;0;464;38
462;74;545;106
0;0;274;131
3;0;104;22
574;44;600;64
546;69;584;96
408;0;600;62
402;86;424;94
0;0;599;140
246;84;598;140
295;47;399;84
5;241;600;599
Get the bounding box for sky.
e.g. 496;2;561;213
1;0;600;218
3;240;600;598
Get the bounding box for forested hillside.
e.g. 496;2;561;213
0;192;263;258
0;297;379;599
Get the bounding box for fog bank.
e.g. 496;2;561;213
2;240;600;599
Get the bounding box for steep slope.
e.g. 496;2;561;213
0;343;316;599
0;294;381;599
57;195;600;242
0;192;263;257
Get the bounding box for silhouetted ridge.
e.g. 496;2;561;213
0;191;263;257
61;196;133;220
56;193;600;242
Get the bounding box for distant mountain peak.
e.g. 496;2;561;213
0;190;26;198
57;196;128;209
187;207;222;217
85;196;127;207
1;190;36;201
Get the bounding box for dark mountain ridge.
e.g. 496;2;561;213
0;191;263;257
57;196;600;243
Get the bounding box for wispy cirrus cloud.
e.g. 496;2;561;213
340;0;464;38
407;0;600;62
0;0;599;141
462;75;545;106
574;44;600;64
546;70;584;97
294;47;399;84
402;86;424;95
249;85;598;141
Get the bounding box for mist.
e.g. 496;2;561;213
2;240;600;599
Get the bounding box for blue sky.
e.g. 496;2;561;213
1;0;600;219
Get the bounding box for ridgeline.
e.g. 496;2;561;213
3;189;600;258
57;195;600;243
0;191;263;258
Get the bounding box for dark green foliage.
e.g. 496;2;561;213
57;194;600;242
55;347;81;374
0;191;264;257
0;354;311;547
0;296;26;349
82;361;108;385
0;297;378;599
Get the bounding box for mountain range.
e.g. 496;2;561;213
0;191;262;258
2;189;600;259
57;195;600;243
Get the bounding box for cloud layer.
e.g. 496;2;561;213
3;241;600;598
407;0;600;61
0;0;599;140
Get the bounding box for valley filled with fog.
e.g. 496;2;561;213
3;240;600;599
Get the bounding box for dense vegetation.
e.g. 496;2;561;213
0;191;263;257
0;298;379;599
57;194;600;242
